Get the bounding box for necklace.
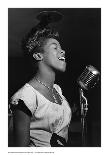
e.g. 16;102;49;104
36;78;53;90
36;78;59;104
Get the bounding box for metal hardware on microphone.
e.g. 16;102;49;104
77;65;100;90
77;65;100;146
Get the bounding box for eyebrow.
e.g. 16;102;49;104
50;42;61;48
51;43;57;46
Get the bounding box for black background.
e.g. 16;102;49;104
8;8;101;146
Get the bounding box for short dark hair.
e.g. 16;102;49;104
22;26;59;56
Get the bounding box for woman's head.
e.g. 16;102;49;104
22;26;66;72
39;37;66;72
22;26;59;56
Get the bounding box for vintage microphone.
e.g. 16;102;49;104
77;65;100;90
77;65;100;146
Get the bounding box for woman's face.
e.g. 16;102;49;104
42;38;66;72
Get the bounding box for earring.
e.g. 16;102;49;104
33;53;43;61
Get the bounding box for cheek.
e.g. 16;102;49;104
45;48;56;60
43;51;55;65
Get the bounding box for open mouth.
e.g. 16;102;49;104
58;57;65;62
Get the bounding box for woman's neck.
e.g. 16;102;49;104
33;64;56;88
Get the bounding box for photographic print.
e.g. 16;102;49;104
8;8;101;148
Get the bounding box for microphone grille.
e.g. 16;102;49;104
77;65;100;90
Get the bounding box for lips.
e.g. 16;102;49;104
58;56;65;61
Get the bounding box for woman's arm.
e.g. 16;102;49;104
13;108;31;147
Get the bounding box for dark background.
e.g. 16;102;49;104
8;8;101;146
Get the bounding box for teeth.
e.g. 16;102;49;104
58;57;65;61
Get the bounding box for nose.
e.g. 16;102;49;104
61;49;65;55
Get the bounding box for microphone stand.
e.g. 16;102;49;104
79;88;88;146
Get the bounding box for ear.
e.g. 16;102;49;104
33;53;43;61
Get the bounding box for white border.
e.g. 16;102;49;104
7;0;101;8
1;0;109;155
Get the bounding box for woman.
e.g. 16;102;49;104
10;24;72;147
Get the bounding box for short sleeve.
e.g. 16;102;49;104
10;85;38;115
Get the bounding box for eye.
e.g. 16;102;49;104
50;44;57;49
50;43;61;51
52;45;58;50
54;46;57;49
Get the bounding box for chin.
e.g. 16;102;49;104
59;64;66;72
53;62;66;73
61;68;66;72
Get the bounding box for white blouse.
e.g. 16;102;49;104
11;83;72;147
